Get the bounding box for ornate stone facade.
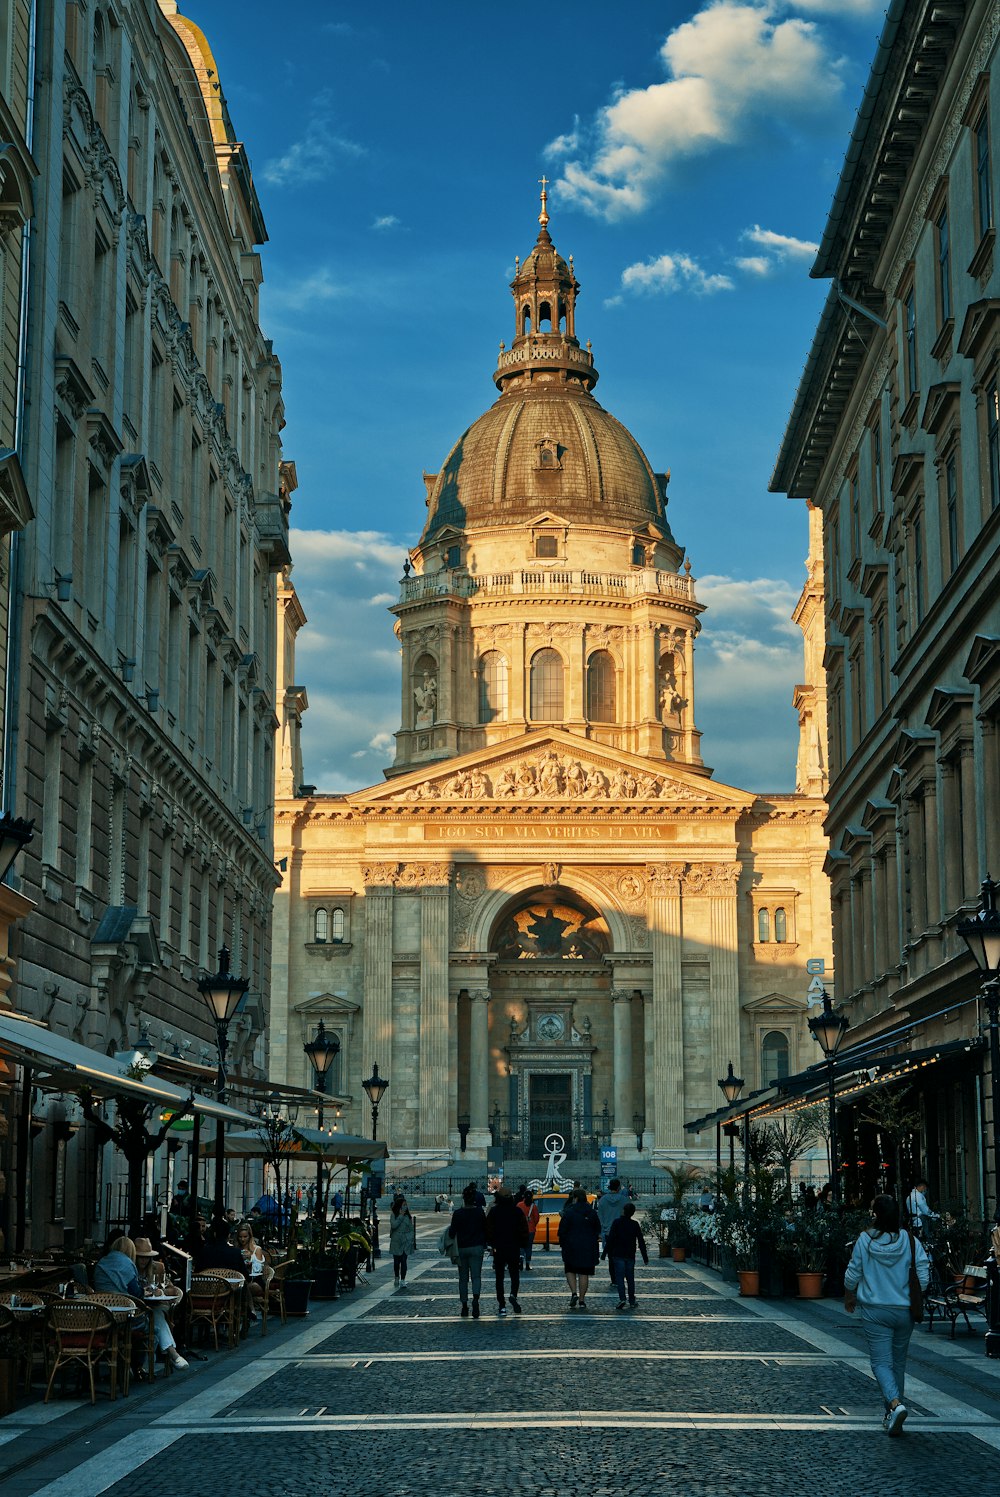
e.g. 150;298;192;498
272;200;831;1168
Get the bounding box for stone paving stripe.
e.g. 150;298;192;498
24;1430;182;1497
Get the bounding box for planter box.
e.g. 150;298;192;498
283;1279;314;1316
312;1267;340;1300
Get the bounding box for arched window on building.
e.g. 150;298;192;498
538;300;552;331
757;908;770;943
478;651;508;723
521;305;531;335
774;907;787;943
330;907;345;942
586;650;617;723
761;1030;790;1087
530;649;564;721
314;908;329;943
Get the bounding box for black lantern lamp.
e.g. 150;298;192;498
808;989;849;1207
362;1062;389;1141
957;876;1000;976
718;1062;745;1172
197;945;249;1215
0;812;34;882
304;1023;340;1228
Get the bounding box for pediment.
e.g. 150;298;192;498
295;992;360;1017
742;991;806;1015
350;730;755;809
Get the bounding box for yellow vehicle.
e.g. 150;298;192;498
533;1191;597;1247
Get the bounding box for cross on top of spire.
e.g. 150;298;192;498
538;176;549;229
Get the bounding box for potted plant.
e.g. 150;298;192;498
334;1223;372;1291
282;1259;315;1316
669;1208;692;1262
716;1202;761;1294
787;1210;832;1297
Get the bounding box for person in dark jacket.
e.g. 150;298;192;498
449;1183;488;1318
557;1188;601;1310
195;1217;249;1278
606;1203;649;1310
486;1186;530;1316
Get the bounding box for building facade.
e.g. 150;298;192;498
272;201;832;1172
772;0;999;1211
7;1;288;1249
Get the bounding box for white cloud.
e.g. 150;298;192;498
549;2;845;219
262;268;354;315
742;223;818;261
792;0;881;13
615;252;734;300
544;117;581;159
735;255;771;276
372;214;400;231
261;89;365;188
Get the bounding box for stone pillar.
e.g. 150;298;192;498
706;866;741;1085
419;867;452;1150
362;864;396;1140
979;717;999;875
648;865;683;1156
468;988;491;1151
922;777;941;929
940;759;962;916
906;794;926;941
959;743;979;899
610;988;634;1151
883;840;900;994
510;623;527;729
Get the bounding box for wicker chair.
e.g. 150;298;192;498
87;1291;146;1396
187;1275;233;1351
0;1291;47;1392
265;1260;289;1330
197;1268;246;1346
257;1263;275;1336
44;1301;116;1405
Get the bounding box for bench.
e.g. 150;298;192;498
925;1264;988;1337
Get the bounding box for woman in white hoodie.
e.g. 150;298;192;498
843;1193;930;1436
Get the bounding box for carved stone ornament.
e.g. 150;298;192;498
683;863;741;895
468;988;491;1004
395;862;451;888
455;867;486;900
645;864;684;894
362;863;399;887
542;861;561;887
610;988;632;1004
401;749;713;803
616;871;645;904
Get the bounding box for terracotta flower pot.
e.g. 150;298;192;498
672;1247;687;1262
737;1270;760;1297
796;1271;824;1299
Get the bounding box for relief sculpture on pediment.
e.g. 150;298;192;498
400;748;715;803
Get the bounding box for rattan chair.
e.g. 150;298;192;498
197;1268;246;1346
0;1291;47;1392
265;1260;289;1329
44;1301;115;1405
187;1275;233;1351
258;1264;275;1336
87;1291;145;1396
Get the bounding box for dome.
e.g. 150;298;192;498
420;191;676;549
420;387;673;542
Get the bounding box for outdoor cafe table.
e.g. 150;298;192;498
221;1275;248;1345
138;1292;180;1381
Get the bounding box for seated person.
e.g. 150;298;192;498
133;1236;184;1307
236;1223;267;1305
94;1235;187;1370
195;1217;249;1278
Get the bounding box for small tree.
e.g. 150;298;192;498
80;1070;191;1232
860;1087;920;1199
766;1114;822;1202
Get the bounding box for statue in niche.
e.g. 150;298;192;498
414;671;437;727
658;655;685;723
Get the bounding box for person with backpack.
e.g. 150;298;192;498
606;1202;649;1311
486;1185;530;1316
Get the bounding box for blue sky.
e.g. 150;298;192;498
195;1;886;793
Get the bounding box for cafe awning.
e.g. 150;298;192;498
200;1126;387;1167
0;1010;256;1125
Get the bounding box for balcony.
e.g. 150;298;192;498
398;567;696;606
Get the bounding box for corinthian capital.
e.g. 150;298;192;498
645;863;684;895
362;862;399;888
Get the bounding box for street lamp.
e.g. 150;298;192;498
808;988;849;1207
718;1062;744;1173
197;945;249;1216
0;811;34;882
957;875;1000;1357
304;1022;340;1229
362;1062;389;1142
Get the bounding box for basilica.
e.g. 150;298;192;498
270;195;832;1170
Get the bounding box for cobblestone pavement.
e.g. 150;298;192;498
1;1253;999;1496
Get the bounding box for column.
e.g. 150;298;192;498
979;717;999;876
362;866;395;1138
708;868;741;1088
871;853;886;980
940;759;962;916
922;776;941;928
648;865;683;1156
959;743;979;899
468;989;491;1151
906;794;926;941
883;840;901;993
610;989;634;1151
510;622;527;728
418;868;451;1150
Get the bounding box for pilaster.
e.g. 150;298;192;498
418;866;452;1150
362;864;396;1140
648;864;683;1155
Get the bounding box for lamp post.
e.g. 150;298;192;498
0;811;35;883
718;1062;744;1173
303;1022;340;1232
808;989;849;1207
197;945;249;1216
362;1062;389;1142
956;875;1000;1357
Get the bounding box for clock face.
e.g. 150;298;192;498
536;1013;565;1042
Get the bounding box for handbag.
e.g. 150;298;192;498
437;1223;460;1264
907;1230;924;1323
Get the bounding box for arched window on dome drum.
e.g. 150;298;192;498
521;305;531;335
761;1030;790;1087
538;301;552;331
558;300;566;331
530;649;564;722
314;908;329;944
774;907;787;943
478;651;508;724
757;908;770;943
586;651;617;723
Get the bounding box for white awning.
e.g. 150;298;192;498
0;1010;256;1125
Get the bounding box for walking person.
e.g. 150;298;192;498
389;1194;416;1288
518;1189;540;1271
558;1187;601;1310
905;1178;939;1237
606;1203;649;1310
450;1182;488;1318
843;1193;930;1436
596;1178;627;1287
486;1185;529;1316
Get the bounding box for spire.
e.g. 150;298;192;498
494;192;597;396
